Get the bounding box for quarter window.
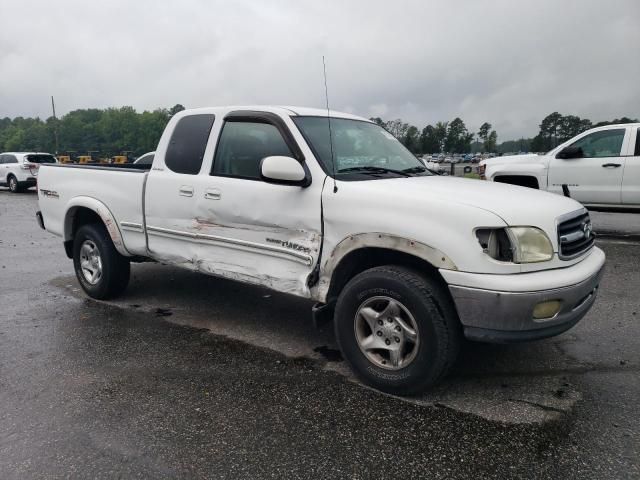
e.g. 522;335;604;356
212;121;294;180
165;114;215;175
635;128;640;156
568;129;625;158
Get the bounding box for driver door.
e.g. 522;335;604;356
548;128;628;204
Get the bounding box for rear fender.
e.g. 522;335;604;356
63;197;131;257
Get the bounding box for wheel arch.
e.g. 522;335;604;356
312;233;456;303
493;174;540;189
63;197;130;258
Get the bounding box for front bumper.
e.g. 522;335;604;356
442;247;605;343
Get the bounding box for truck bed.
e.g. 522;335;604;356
37;164;149;257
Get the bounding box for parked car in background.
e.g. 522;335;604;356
0;152;57;192
420;157;442;173
134;151;155;166
479;124;640;209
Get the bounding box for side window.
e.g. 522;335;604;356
6;155;18;164
635;128;640;156
212;121;294;180
569;129;625;158
165;114;215;175
0;155;5;164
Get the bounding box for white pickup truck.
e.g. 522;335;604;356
36;106;605;394
479;123;640;209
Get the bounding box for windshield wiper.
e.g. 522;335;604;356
401;166;428;174
337;166;412;177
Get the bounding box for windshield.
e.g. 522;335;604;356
293;117;432;179
25;154;57;164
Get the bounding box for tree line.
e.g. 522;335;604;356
0;104;185;158
0;104;636;158
373;112;638;155
370;117;496;155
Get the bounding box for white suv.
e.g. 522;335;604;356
0;152;58;193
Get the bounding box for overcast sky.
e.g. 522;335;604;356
1;0;638;140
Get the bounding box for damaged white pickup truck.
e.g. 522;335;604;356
37;106;605;394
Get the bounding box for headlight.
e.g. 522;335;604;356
508;227;554;263
476;227;553;263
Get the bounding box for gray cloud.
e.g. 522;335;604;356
1;0;638;139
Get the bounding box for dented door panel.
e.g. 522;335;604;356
189;175;322;297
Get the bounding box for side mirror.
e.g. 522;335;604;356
260;156;311;187
556;146;583;159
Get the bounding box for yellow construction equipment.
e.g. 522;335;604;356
78;156;94;164
57;155;72;164
112;155;128;164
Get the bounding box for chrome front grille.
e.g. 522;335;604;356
557;210;595;259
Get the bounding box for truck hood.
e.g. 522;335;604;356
482;153;547;167
354;175;582;227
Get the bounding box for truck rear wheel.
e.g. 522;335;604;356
73;223;130;300
334;265;460;395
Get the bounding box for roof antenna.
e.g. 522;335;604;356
322;55;338;193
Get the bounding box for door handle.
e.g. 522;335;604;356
204;188;222;200
179;185;194;197
601;163;621;168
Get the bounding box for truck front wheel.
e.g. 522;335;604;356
334;265;460;394
73;223;130;300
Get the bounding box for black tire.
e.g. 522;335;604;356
8;175;21;193
73;223;130;300
334;265;460;395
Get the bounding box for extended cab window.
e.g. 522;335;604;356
165;114;215;175
568;129;625;158
212;121;293;180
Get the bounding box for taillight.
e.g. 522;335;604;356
23;162;39;175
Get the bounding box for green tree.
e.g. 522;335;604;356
420;125;440;154
445;117;473;153
434;121;448;153
477;122;497;153
402;125;420;153
169;104;186;116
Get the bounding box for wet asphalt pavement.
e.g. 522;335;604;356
1;189;639;479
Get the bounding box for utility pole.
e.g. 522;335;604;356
51;96;60;154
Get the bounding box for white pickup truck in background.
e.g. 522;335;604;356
36;106;605;394
479;123;640;209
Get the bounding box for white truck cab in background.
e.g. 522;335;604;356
36;106;606;395
480;124;640;209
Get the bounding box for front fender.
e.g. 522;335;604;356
63;196;131;256
312;232;457;302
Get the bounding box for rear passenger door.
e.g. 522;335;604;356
144;113;217;265
622;127;640;205
191;111;323;297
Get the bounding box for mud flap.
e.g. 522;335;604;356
312;299;336;329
